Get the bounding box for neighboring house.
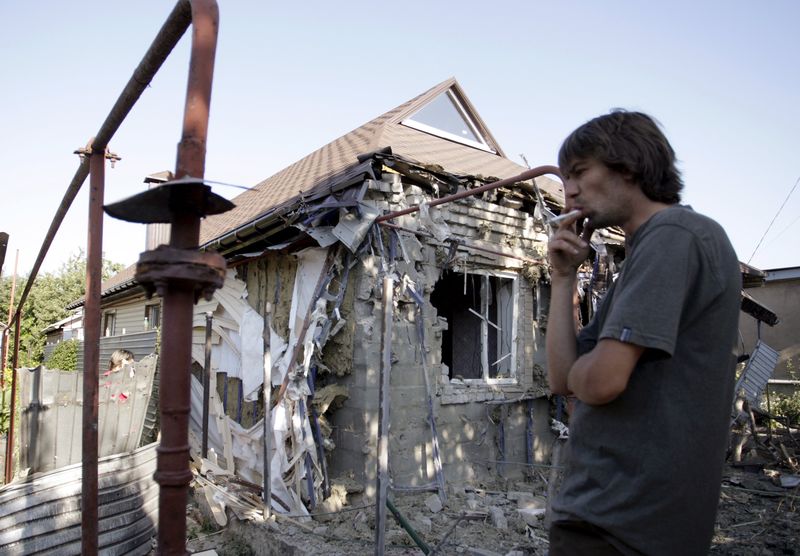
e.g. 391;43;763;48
64;265;163;375
739;265;800;394
42;310;84;359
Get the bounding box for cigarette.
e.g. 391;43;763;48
548;209;582;227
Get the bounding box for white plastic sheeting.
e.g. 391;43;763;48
188;248;333;515
191;270;264;401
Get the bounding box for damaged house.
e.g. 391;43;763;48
183;77;575;513
21;79;595;527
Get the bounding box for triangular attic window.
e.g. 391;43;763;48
402;89;495;153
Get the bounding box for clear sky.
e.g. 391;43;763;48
1;0;798;278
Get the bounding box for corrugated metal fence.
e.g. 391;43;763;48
19;345;158;475
0;442;158;555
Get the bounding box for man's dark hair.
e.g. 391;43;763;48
558;110;683;204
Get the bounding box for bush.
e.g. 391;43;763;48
44;339;80;371
770;391;800;426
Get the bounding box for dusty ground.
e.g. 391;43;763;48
184;429;800;555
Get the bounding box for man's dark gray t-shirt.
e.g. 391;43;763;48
551;205;741;555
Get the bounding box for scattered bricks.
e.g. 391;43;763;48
386;529;413;547
489;506;508;530
413;515;433;534
465;547;504;556
353;510;372;536
507;491;534;503
355;277;373;301
517;495;547;511
425;494;443;513
448;482;466;497
314;484;348;522
517;507;546;527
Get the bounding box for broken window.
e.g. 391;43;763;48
431;270;518;382
402;89;495;153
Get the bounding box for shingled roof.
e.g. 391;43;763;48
66;264;139;309
199;77;563;248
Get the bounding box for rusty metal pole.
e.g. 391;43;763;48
81;145;105;555
154;2;219;553
0;232;7;277
103;1;230;548
7;1;193;341
2;250;18;378
4;313;21;484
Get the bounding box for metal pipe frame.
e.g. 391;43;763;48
0;232;8;277
374;165;563;224
81;146;106;553
2;0;193;494
152;1;219;553
6;0;193;334
4;315;21;484
1;4;226;555
2;249;18;375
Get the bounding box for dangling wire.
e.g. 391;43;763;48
748;175;800;264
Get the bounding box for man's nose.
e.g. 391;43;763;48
563;179;579;199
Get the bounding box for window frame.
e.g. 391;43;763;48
102;311;116;337
402;90;497;154
144;303;161;331
435;269;520;385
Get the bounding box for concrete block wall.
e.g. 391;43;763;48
328;173;555;494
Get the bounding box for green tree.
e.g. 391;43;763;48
0;249;124;367
44;338;80;371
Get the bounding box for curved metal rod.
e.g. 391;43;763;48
8;0;193;332
374;164;563;223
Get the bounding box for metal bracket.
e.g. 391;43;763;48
135;245;227;302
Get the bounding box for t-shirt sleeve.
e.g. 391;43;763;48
598;225;703;357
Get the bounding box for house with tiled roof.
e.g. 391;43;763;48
79;78;572;510
191;77;571;502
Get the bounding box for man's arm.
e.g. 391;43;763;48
547;277;644;404
567;339;644;405
545;210;594;395
545;211;644;404
545;273;580;395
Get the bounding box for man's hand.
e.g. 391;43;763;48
547;211;594;278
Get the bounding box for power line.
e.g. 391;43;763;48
747;175;800;264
